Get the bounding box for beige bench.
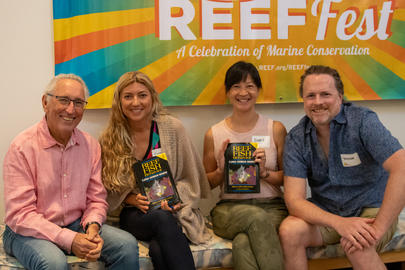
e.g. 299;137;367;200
2;208;405;269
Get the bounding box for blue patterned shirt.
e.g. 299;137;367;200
284;103;403;217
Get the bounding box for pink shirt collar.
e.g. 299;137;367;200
38;116;80;149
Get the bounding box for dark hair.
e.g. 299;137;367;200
225;61;262;92
299;65;344;97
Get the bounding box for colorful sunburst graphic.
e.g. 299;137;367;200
53;0;405;108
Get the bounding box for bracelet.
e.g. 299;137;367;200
85;221;101;233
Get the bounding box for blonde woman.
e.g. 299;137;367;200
99;71;211;270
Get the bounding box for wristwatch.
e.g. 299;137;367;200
85;221;101;233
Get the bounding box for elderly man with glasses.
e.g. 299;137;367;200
2;74;139;270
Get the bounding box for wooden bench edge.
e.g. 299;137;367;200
308;249;405;270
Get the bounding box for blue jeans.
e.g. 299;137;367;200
3;219;139;270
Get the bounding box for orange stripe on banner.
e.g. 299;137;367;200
55;21;154;64
152;57;202;94
395;2;405;9
368;38;405;62
210;86;227;104
333;56;381;100
261;71;277;102
193;57;235;105
251;26;271;30
214;9;231;14
251;10;269;15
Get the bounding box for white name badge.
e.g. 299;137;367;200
252;136;270;148
340;153;361;167
152;148;162;157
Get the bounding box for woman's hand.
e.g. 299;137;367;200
253;148;268;178
125;193;150;213
161;200;181;212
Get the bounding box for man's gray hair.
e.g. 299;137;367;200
44;74;90;101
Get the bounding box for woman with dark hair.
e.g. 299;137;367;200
100;71;211;270
203;61;288;270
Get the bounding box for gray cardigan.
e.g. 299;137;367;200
107;115;212;244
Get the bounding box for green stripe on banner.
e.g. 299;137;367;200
53;0;153;19
275;71;298;103
343;55;405;99
160;58;229;106
56;35;188;96
389;20;405;48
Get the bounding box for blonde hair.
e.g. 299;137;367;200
100;71;165;192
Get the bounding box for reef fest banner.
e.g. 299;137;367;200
53;0;405;108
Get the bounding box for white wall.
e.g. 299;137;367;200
1;0;404;220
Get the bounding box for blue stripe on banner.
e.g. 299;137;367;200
55;34;186;96
53;0;153;19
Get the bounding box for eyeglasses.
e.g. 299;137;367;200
47;93;88;109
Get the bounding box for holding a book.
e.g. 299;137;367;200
99;71;211;270
203;61;288;270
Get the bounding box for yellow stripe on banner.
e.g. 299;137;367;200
367;43;405;81
86;41;201;109
54;8;154;42
86;83;116;109
139;41;200;80
193;58;235;105
393;9;405;21
339;73;364;101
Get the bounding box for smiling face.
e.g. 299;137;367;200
227;75;259;112
302;74;343;129
120;82;153;125
42;78;85;145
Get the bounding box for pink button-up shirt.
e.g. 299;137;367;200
3;117;108;252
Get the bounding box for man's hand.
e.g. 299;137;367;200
84;224;103;261
336;217;377;252
72;233;99;260
72;224;104;261
340;220;386;254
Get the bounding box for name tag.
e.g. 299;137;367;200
252;136;270;148
152;148;162;157
340;153;361;167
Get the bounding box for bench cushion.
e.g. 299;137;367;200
0;225;232;270
2;209;405;269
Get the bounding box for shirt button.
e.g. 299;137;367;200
64;194;67;198
63;173;67;177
